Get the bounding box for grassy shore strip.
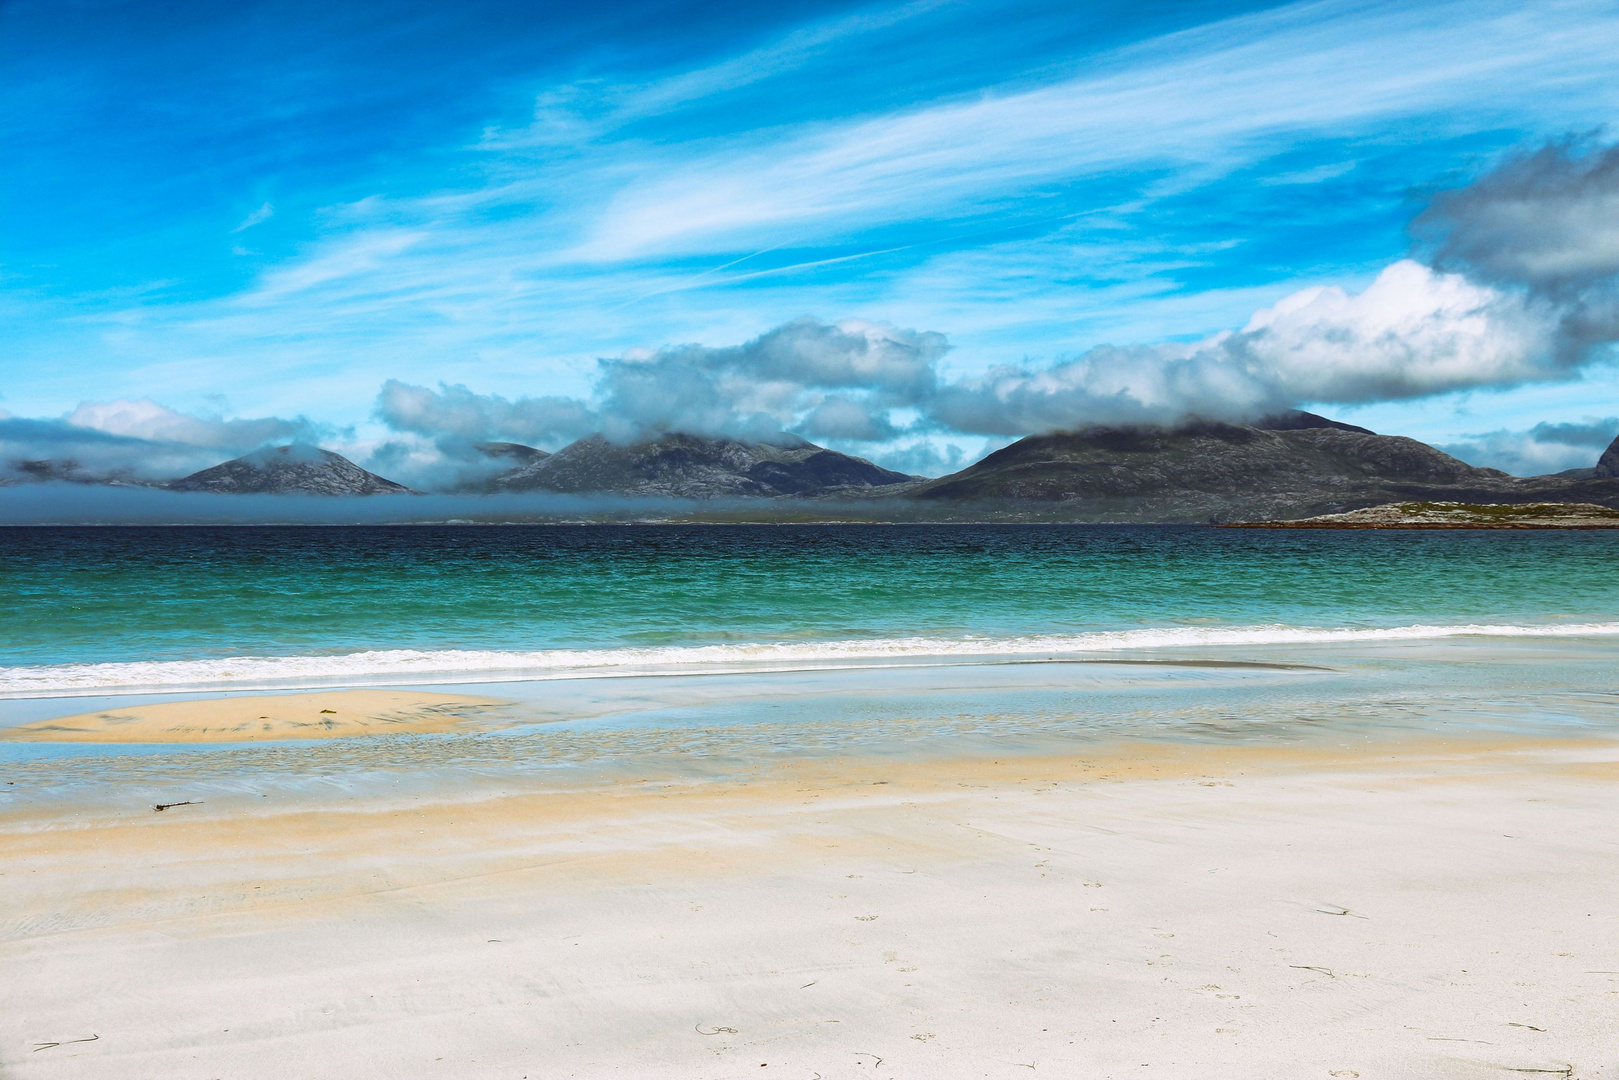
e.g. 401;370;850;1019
1224;500;1619;529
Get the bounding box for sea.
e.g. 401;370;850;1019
3;524;1617;805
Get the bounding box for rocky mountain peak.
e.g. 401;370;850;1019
167;445;411;495
491;432;915;498
1596;434;1619;479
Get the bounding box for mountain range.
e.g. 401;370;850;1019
5;414;1618;521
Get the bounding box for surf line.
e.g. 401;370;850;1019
3;621;1617;697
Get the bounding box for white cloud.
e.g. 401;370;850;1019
487;0;947;148
575;0;1619;259
246;229;426;301
1;399;326;482
375;379;597;447
377;317;945;452
64;397;312;449
1229;260;1554;402
928;261;1560;434
233;202;275;233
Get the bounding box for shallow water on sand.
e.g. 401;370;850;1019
4;638;1615;813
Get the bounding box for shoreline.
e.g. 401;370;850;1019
7;621;1619;702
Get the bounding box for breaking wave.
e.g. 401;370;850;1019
5;621;1619;697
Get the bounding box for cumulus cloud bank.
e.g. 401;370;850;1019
375;381;598;446
0;399;326;483
374;318;946;460
596;318;942;443
933;261;1555;434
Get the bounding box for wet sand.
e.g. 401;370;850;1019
0;689;507;743
3;730;1617;1079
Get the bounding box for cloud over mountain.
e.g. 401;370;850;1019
376;381;598;446
0;400;327;482
377;318;945;450
930;260;1554;434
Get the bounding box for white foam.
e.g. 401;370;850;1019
5;621;1619;698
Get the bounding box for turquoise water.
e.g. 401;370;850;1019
2;524;1618;695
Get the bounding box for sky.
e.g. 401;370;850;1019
4;0;1619;487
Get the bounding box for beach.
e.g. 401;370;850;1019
4;720;1617;1078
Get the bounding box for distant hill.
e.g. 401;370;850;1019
492;432;916;498
0;459;154;488
474;442;549;467
904;411;1619;521
167;445;411;495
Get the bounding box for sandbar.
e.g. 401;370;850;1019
1;688;507;742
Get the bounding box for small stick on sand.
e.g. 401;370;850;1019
153;801;199;812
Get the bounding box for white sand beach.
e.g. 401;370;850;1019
3;728;1616;1079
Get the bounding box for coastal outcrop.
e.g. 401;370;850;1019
1223;500;1619;529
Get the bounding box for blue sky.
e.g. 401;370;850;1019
4;0;1619;481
